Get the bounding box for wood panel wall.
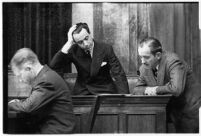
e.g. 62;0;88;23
4;3;201;81
91;3;201;82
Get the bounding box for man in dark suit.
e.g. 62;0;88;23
8;48;76;134
50;23;129;95
132;37;201;133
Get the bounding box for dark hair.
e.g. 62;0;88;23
72;23;90;43
73;22;90;35
139;37;162;55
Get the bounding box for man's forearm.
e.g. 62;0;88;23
61;41;74;54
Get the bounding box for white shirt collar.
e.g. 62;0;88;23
156;64;159;70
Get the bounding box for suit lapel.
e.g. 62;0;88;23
145;68;158;86
90;41;104;77
156;52;166;85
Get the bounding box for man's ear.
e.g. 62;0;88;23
155;52;162;60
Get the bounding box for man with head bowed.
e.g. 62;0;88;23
8;48;76;134
132;37;201;133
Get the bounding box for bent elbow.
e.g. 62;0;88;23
169;85;183;97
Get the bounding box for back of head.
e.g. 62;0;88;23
139;37;162;55
73;22;90;35
10;48;39;70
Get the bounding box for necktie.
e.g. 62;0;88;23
153;68;158;77
85;50;91;58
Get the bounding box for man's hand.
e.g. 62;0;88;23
61;25;77;54
8;99;20;104
67;25;77;43
144;86;158;96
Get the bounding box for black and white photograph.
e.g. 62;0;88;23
2;1;201;134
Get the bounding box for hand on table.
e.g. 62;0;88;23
144;86;158;96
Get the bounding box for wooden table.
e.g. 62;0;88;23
7;94;172;133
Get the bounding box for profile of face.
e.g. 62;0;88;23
73;28;93;50
138;44;161;69
13;63;36;85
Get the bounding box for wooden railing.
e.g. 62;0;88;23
7;94;172;133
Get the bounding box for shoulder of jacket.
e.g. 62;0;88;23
164;51;180;63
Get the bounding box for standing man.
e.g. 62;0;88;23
8;48;76;134
50;23;129;95
132;37;201;133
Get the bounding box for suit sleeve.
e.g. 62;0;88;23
131;66;147;95
8;81;60;113
49;50;72;76
107;46;129;94
156;59;187;96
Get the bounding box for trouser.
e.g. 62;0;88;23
171;109;199;133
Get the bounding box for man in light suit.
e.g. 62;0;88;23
50;23;129;95
8;48;76;134
132;37;201;133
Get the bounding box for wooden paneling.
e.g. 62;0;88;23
174;4;185;59
8;95;171;133
188;3;201;81
101;3;130;73
129;4;139;74
149;4;175;51
93;3;103;42
127;114;155;133
93;115;118;133
5;3;200;81
92;3;200;83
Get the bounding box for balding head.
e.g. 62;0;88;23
10;48;39;70
139;37;162;56
138;37;162;69
10;48;42;84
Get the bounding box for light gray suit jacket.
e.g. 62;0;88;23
133;51;201;123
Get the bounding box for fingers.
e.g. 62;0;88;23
68;25;77;34
145;87;157;96
67;25;77;43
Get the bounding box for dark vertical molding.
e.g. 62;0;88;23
118;113;127;133
93;3;103;42
48;4;52;63
129;4;138;74
137;4;149;40
173;4;185;59
41;5;46;63
3;3;8;133
149;4;175;52
28;4;32;49
184;4;192;67
191;3;201;82
35;4;40;58
23;4;28;48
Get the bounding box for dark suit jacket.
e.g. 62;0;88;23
8;65;76;134
133;51;201;131
50;41;129;95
